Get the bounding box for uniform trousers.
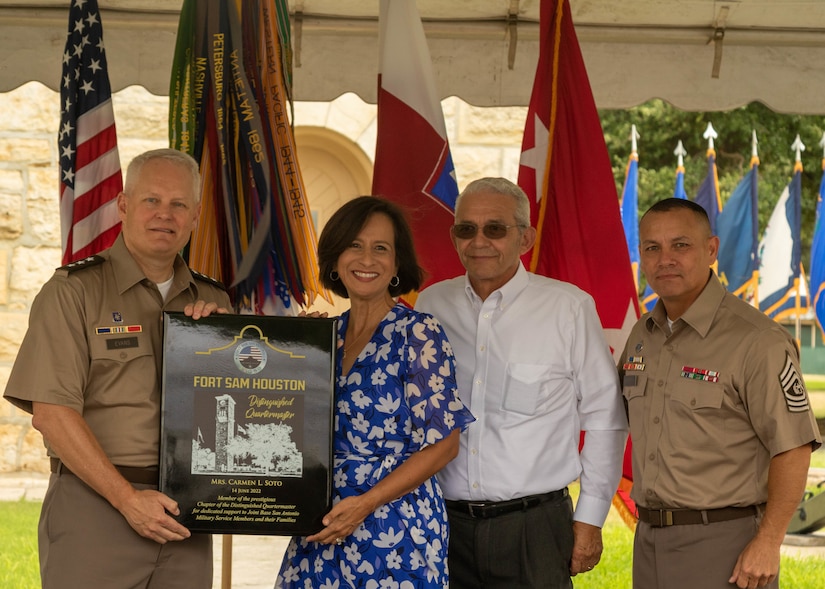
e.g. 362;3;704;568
633;513;777;589
447;493;574;589
39;472;212;589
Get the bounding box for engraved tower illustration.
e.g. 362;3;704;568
215;394;235;472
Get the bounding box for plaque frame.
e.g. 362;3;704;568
159;312;336;535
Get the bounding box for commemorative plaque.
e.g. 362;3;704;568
160;312;336;535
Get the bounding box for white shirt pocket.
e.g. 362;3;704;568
503;363;554;416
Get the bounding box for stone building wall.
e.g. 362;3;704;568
0;82;526;474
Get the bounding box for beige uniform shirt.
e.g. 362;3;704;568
4;234;231;467
620;273;821;510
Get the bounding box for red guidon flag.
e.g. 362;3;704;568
372;0;463;296
516;0;640;526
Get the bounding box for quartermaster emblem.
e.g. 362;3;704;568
234;341;267;375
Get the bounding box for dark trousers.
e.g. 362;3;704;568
447;494;574;589
39;473;212;589
633;514;777;589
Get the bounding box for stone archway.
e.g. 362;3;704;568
294;126;373;315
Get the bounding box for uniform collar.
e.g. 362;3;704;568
462;262;529;309
646;270;725;338
108;233;195;296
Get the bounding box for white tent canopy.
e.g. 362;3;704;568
2;0;825;114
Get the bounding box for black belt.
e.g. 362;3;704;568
637;504;764;527
446;489;568;519
50;457;159;486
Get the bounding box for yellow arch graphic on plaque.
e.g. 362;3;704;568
195;325;306;359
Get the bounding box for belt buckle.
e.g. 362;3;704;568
652;509;674;527
466;502;488;518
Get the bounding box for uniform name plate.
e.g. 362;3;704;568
160;312;336;535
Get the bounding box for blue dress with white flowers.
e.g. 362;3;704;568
276;304;474;589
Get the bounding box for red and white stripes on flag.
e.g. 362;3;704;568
59;0;123;264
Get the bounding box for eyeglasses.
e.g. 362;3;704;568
451;222;525;240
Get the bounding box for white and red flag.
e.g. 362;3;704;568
372;0;463;293
517;0;640;524
59;0;123;264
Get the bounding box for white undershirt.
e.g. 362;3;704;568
157;276;174;301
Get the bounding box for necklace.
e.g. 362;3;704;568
343;328;373;359
343;299;394;359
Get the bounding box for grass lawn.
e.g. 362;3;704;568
0;500;40;589
2;490;824;589
804;374;825;392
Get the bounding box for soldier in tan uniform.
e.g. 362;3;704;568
620;198;821;589
4;149;232;589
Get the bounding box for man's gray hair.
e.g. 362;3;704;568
124;148;201;203
456;177;531;228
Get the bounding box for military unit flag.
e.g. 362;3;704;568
372;0;462;293
673;140;689;201
620;145;640;291
694;149;721;235
759;163;808;319
810;152;825;338
517;0;639;352
717;158;760;300
59;0;123;264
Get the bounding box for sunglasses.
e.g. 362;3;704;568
451;222;525;240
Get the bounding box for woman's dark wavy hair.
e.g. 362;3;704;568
318;196;425;298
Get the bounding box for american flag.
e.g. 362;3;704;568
59;0;123;264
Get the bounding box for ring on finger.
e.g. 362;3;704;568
335;537;344;545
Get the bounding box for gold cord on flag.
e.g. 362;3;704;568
531;0;565;273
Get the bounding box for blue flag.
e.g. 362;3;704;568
810;162;825;338
694;151;721;234
673;167;689;200
620;154;640;289
758;166;808;319
717;161;759;298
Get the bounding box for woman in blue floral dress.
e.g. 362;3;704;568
276;196;474;589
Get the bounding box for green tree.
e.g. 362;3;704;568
600;100;825;270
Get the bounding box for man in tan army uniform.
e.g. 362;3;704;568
4;149;232;589
620;198;821;589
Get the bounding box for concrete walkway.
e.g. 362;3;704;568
3;470;825;589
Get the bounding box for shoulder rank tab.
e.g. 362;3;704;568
190;268;226;290
57;255;105;273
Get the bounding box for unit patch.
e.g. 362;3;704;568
779;352;809;413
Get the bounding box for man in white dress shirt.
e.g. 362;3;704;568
416;177;627;589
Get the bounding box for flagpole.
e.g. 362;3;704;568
750;131;760;308
793;135;806;345
794;276;801;344
222;536;232;589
